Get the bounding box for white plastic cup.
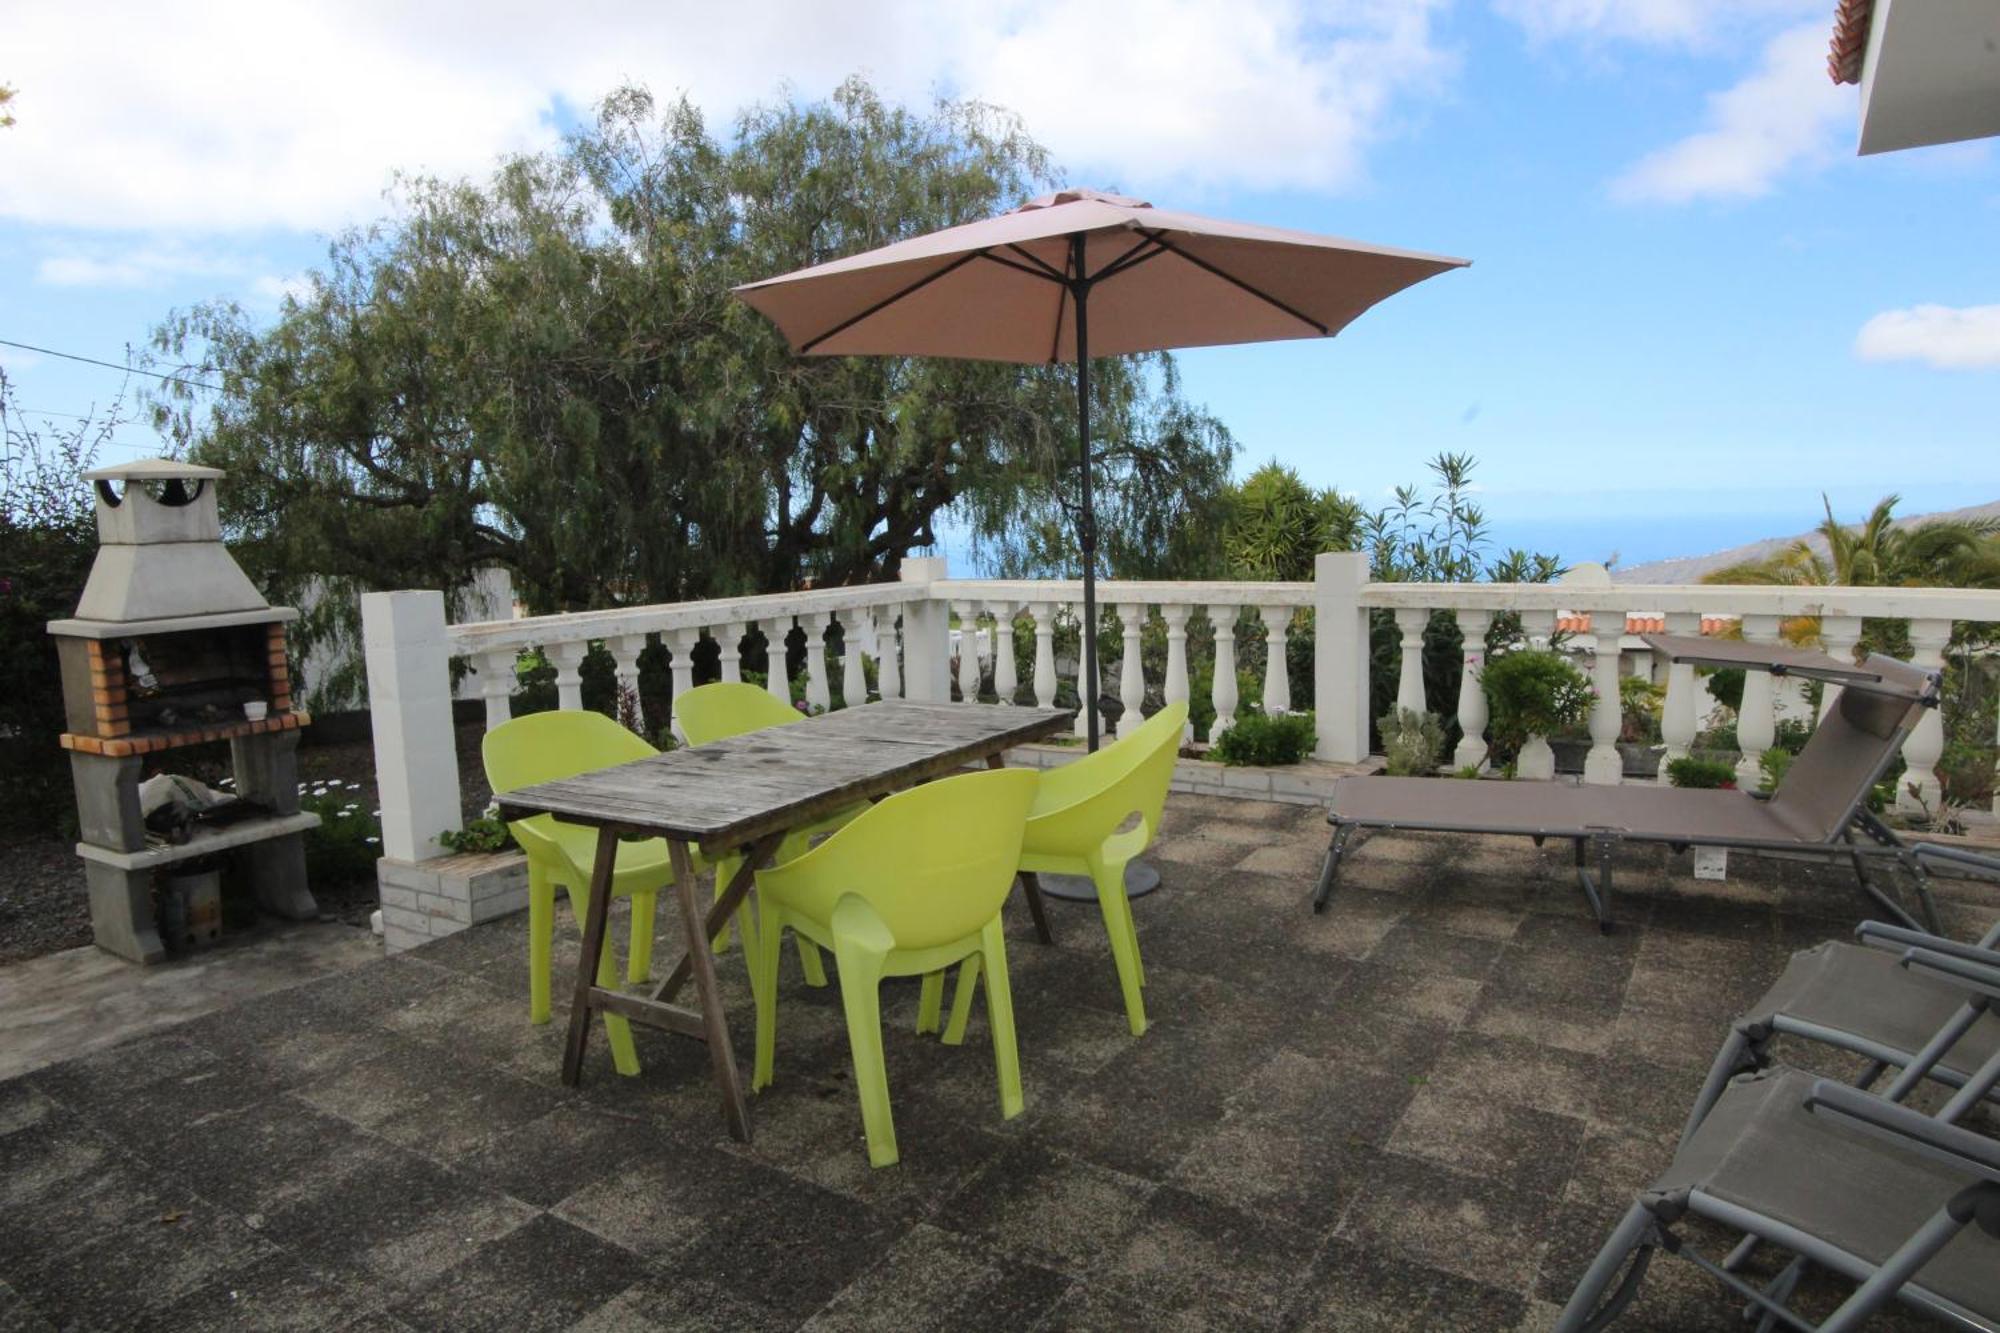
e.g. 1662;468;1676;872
243;701;269;722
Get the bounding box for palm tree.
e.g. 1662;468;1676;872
1704;494;2000;591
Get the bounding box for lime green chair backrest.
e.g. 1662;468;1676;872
758;769;1040;950
676;682;803;747
483;710;658;869
1026;701;1187;852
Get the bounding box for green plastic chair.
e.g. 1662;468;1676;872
484;710;687;1074
944;701;1187;1042
751;767;1040;1168
674;681;877;985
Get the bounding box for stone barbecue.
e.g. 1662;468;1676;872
46;459;319;962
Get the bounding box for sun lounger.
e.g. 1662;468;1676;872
1311;636;1942;932
1555;1067;2000;1332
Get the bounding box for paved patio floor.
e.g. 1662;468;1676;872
3;793;1994;1331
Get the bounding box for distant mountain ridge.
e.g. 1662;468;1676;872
1610;500;2000;585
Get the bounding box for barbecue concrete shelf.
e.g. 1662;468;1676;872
60;710;311;757
75;811;320;872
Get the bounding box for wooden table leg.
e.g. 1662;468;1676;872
986;752;1055;945
561;825;622;1086
654;832;785;1005
667;839;752;1142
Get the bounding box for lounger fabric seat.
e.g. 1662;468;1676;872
1754;941;2000;1084
1651;1068;1999;1319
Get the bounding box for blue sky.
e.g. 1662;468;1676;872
3;0;1996;569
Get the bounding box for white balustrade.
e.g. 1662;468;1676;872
803;613;832;712
1818;615;1862;721
1118;603;1145;730
764;618;793;706
1073;603;1098;738
1392;607;1428;719
1161;604;1191;741
989;602;1018;705
1896;618;1952;815
1030;603;1057;708
952;601;980;704
1734;614;1781;788
666;627;699;741
1515;609;1558;779
1210;605;1240;739
1582;614;1625;786
874;607;902;701
548;640;588;712
1452;610;1490;771
838;610;866;708
1260;605;1292;716
718;622;743;685
1657;611;1701;784
611;633;647;732
479;648;515;730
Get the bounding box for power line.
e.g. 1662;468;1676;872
0;337;221;392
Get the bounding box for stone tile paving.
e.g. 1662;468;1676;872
3;792;1995;1331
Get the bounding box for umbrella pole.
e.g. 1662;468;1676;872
1073;235;1101;753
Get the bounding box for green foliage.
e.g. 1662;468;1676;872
1379;708;1445;777
152;79;1236;664
1704;666;1745;713
0;372;117;836
439;816;515;854
1220;461;1362;581
1618;674;1663;744
1667;756;1737;789
0;84;15;129
1757;748;1794;794
1481;649;1593;756
1211;710;1315;767
299;780;382;886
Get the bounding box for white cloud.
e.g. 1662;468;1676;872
0;0;1451;235
1494;0;1821;48
1855;304;2000;370
1609;21;1851;203
36;243;249;288
251;274;316;308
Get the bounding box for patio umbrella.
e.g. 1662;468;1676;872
734;188;1468;749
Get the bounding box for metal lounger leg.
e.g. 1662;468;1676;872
1682;1026;1761;1151
1845;826;1924;933
1883;1003;1987;1103
1819;1193;1986;1333
1312;824;1356;914
1573;834;1615;933
1553;1201;1657;1333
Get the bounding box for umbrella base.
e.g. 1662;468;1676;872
1037;859;1162;902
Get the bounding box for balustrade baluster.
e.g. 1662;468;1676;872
549;640;588;712
718;622;743;685
1393;608;1428;719
1896;618;1951;816
1260;606;1292;716
804;614;832;712
1582;612;1625;785
1118;603;1146;731
1209;604;1239;740
1516;609;1557;778
1072;603;1098;738
837;611;866;709
1161;605;1191;742
763;618;793;707
1657;611;1700;784
611;633;647;733
1030;603;1057;709
665;628;700;741
479;649;515;731
876;606;903;700
1818;615;1862;722
989;602;1018;705
1452;610;1491;771
951;601;980;704
1734;614;1781;788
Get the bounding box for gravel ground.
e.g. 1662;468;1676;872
0;720;496;965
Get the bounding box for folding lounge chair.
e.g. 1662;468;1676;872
1684;890;2000;1152
1312;636;1942;933
1555;1067;2000;1332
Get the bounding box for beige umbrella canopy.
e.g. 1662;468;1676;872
734;188;1469;748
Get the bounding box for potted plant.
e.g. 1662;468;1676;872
1481;648;1593;780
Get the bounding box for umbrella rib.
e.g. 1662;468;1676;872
1004;244;1070;283
798;250;987;353
977;251;1065;284
1144;232;1331;336
1084;234;1165;284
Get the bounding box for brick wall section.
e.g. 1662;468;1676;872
377;849;530;955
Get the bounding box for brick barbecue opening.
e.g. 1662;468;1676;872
46;459;320;962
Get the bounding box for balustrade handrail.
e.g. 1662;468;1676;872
933;577;1314;608
444;581;915;654
1362;580;2000;621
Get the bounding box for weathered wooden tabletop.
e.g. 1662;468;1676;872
493;699;1075;1141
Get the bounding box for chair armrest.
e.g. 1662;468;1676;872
1858;921;2000;968
1899;947;2000;1002
1804;1080;2000;1185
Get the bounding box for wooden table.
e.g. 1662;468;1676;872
495;701;1074;1141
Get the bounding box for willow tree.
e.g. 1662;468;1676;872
149;79;1234;642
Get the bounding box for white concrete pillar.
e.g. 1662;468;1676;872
1312;552;1370;763
1583;613;1625;786
362;590;463;862
1657;611;1701;784
1260;605;1292;716
837;611;866;709
1818;615;1862;722
1393;607;1428;719
1030;603;1057;708
763;617;794;707
897;556;952;702
1896;618;1952;816
803;613;832;712
1209;604;1240;741
1452;609;1491;772
667;627;699;741
477;648;515;732
549;639;588;712
1117;603;1146;730
1734;614;1782;788
1161;604;1191;742
718;622;744;685
989;602;1018;705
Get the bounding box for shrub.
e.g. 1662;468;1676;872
1667;756;1737;789
1378;707;1445;776
1618;675;1663;744
1772;717;1813;755
299;780;382;885
1211;710;1316;767
1481;649;1593;756
439;814;515;854
1758;748;1794;794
